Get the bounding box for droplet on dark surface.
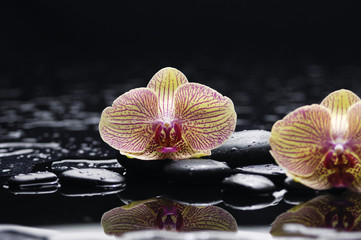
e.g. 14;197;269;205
60;187;124;197
211;130;274;168
222;173;276;195
235;164;286;184
163;159;231;184
60;168;125;188
51;159;124;173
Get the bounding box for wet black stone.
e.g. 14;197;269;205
284;177;316;195
51;159;124;173
222;192;276;209
116;151;171;177
60;168;125;188
163;159;231;184
235;164;286;185
283;192;316;205
222;173;276;195
60;186;123;197
6;171;58;190
166;185;223;206
211;130;274;168
118;180;168;203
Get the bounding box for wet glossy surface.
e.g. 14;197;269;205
2;64;361;239
3;1;361;239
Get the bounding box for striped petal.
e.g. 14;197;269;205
345;101;361;192
289;158;334;190
271;206;324;236
123;139;210;160
147;67;188;119
174;83;237;151
99;88;160;153
271;192;361;236
180;205;237;232
101;199;158;236
270;104;332;177
320;89;360;138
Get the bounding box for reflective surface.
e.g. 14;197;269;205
101;198;237;236
271;191;361;237
2;2;361;239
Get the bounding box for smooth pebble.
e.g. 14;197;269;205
211;130;274;167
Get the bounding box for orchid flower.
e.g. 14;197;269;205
101;198;238;236
270;89;361;192
271;191;361;236
99;67;237;160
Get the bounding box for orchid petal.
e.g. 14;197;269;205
343;101;361;192
270;104;332;177
271;206;324;236
99;88;159;153
174;83;237;151
172;139;211;159
289;159;334;190
101;201;156;236
180;205;238;232
320;89;360;138
123;139;210;160
147;67;188;119
346;101;361;146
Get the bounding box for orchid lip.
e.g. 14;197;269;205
157;147;179;153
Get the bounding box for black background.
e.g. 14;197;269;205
2;1;361;84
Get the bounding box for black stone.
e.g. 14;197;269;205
60;168;125;188
211;130;274;168
163;159;231;184
284;177;316;195
60;186;123;197
222;192;276;209
166;185;223;206
6;171;58;190
222;173;276;195
116;151;171;177
118;181;168;203
283;192;316;205
235;164;286;185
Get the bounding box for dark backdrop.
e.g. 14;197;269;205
1;1;361;91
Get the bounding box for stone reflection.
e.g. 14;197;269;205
101;197;237;236
271;191;361;237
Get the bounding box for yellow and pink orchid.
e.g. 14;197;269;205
271;191;361;236
101;198;237;236
270;89;361;192
99;67;237;160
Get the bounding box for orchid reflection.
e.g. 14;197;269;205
271;191;361;237
101;198;237;236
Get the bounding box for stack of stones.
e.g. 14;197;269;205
2;130;316;205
